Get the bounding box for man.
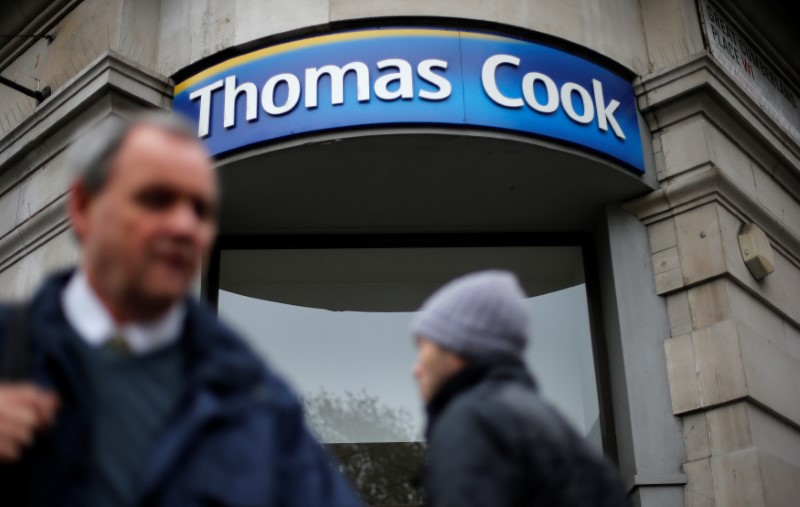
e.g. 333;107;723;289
0;113;360;506
411;270;630;507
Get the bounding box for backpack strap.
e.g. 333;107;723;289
0;305;32;381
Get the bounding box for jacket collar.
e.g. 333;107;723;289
180;297;265;393
28;269;264;394
425;357;535;439
27;270;91;396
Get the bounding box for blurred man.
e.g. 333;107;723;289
0;113;360;507
411;270;629;507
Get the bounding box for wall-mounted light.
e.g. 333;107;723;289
737;223;775;280
0;75;51;104
0;32;55;104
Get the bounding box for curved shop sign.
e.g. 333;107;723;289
174;28;645;172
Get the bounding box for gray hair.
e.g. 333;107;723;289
66;111;198;195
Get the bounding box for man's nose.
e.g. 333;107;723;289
166;202;202;236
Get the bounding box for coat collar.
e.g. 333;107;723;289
180;297;265;393
28;269;264;394
425;357;535;439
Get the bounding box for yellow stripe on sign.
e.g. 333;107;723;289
174;28;515;94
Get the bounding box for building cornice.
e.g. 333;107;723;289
0;50;172;175
635;52;800;172
626;162;799;267
629;53;800;270
0;50;171;275
0;195;69;276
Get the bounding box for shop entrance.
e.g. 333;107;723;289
208;130;651;505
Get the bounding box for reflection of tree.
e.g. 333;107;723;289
330;442;425;506
303;388;425;505
303;387;416;443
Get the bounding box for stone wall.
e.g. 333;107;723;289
630;3;800;502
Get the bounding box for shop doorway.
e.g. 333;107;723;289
210;234;608;505
208;128;650;504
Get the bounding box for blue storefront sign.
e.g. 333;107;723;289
174;27;645;172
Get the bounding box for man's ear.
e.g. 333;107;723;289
67;182;92;244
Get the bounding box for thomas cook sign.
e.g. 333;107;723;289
174;27;645;172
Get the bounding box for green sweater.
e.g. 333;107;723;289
74;338;186;507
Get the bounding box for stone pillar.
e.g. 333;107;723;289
629;52;800;507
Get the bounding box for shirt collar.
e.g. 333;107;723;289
61;270;186;355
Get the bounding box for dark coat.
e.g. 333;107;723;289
424;359;630;507
0;271;361;507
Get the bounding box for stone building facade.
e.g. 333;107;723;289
0;1;797;506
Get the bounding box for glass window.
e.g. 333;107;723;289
217;244;601;505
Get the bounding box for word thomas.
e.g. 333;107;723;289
189;54;627;140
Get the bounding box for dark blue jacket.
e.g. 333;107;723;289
424;359;629;507
0;271;361;507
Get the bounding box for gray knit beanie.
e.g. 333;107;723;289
411;270;529;359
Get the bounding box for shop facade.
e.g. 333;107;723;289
0;1;798;506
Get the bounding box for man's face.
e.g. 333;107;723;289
69;124;217;319
412;337;466;403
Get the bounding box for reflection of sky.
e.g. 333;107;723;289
219;284;598;444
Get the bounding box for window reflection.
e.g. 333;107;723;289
218;291;422;442
217;245;601;504
329;442;426;506
218;285;599;447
